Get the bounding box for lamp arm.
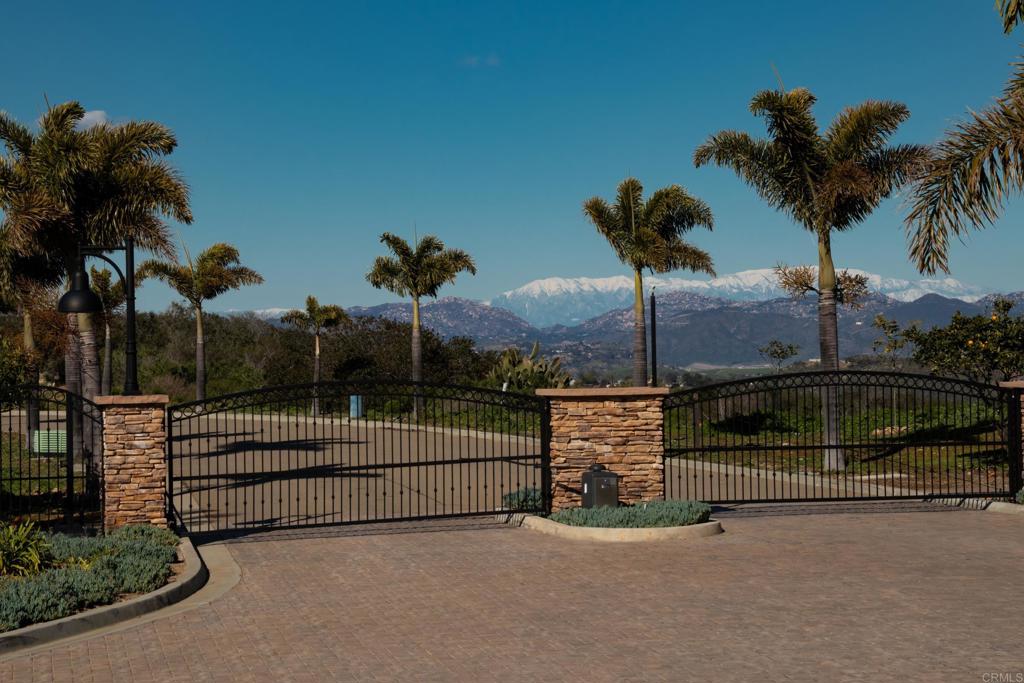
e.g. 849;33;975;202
84;252;127;287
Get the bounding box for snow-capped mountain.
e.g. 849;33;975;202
489;269;989;327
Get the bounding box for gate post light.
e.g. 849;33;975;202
59;238;140;396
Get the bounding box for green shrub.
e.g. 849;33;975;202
502;487;545;512
548;500;712;528
1016;488;1024;505
0;525;179;632
0;522;52;577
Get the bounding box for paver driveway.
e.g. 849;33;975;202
3;505;1023;682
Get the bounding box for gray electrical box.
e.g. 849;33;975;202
581;464;619;508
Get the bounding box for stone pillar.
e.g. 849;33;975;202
536;387;669;512
96;395;170;530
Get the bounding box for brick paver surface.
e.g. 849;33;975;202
3;508;1023;682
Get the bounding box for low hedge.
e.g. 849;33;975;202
548;500;712;528
0;525;179;633
1016;488;1024;505
502;487;545;512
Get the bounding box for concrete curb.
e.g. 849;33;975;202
987;501;1024;516
513;514;723;542
0;537;208;656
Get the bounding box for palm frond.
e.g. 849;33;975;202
997;0;1024;33
905;91;1024;273
825;101;910;160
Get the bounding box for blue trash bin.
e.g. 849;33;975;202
349;395;364;419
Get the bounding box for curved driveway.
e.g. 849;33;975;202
3;505;1023;682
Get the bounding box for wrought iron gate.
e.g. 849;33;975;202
664;371;1022;504
167;381;550;534
0;385;103;525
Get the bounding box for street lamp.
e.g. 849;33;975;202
58;238;140;396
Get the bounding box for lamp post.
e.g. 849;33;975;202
649;287;658;387
58;238;140;396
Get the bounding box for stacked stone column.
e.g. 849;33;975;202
96;395;170;529
536;387;668;512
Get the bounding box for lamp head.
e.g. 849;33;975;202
57;269;103;314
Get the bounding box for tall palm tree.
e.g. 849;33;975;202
139;243;263;400
582;178;715;387
366;233;476;397
906;3;1024;273
695;88;927;470
0;102;191;401
281;295;349;415
694;88;927;371
90;267;127;396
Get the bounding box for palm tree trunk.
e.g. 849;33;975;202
101;318;112;396
312;332;321;416
632;269;648;387
411;297;423;420
63;312;82;462
65;313;81;395
78;312;102;461
78;313;101;400
22;308;39;442
817;232;845;471
195;307;206;401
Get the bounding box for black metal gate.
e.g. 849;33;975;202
664;371;1023;504
1;385;103;526
167;381;550;534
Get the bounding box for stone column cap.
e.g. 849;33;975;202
999;381;1024;389
536;387;670;399
94;394;170;406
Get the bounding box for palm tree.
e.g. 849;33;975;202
695;88;927;470
582;178;715;387
139;243;263;400
0;102;191;401
90;267;127;396
366;233;476;404
905;3;1024;274
694;89;927;371
281;295;349;415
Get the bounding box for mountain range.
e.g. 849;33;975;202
488;269;990;327
246;269;1014;370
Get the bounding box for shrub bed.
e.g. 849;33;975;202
548;500;712;528
0;524;179;633
502;487;545;512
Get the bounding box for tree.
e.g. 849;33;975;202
486;342;571;393
582;178;715;387
139;243;263;400
871;314;909;370
695;89;926;371
0;102;191;402
905;4;1024;274
695;89;927;470
281;295;349;414
902;299;1024;385
90;267;127;395
365;233;476;407
758;340;800;373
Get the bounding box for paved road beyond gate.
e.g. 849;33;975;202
167;381;549;534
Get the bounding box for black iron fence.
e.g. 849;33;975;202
167;381;550;535
664;371;1022;504
0;385;103;525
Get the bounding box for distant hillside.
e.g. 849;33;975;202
347;297;535;346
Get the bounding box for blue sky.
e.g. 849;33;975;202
4;1;1022;311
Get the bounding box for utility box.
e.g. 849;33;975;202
349;395;365;419
581;464;619;508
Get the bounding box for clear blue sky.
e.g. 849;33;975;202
4;0;1021;311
